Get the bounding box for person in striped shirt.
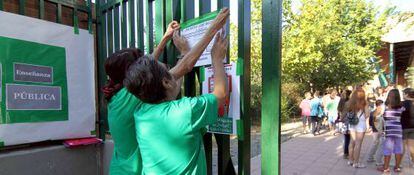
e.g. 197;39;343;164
378;89;405;173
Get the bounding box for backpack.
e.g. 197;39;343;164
346;111;363;125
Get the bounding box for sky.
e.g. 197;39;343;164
371;0;414;12
229;0;414;24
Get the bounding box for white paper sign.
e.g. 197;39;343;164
181;11;227;67
202;63;240;135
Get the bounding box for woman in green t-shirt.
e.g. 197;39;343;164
123;8;229;175
103;21;189;175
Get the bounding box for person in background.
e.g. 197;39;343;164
402;88;414;167
310;91;323;136
367;93;376;111
378;89;405;173
322;90;331;129
300;92;312;134
326;90;340;135
347;88;370;168
367;100;385;167
339;90;352;159
376;87;387;102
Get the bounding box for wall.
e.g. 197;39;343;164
0;141;114;175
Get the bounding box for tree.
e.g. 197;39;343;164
282;0;393;91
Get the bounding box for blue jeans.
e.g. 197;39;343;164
311;116;321;134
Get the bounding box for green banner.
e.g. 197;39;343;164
180;10;219;29
0;36;68;124
208;117;233;134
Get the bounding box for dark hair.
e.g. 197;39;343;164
375;99;384;106
124;55;173;104
313;91;320;97
404;88;414;98
102;48;144;100
385;89;402;109
338;90;352;112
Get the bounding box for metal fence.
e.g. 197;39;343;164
95;0;251;174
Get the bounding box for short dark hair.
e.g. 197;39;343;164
124;55;173;104
404;88;414;98
375;100;384;106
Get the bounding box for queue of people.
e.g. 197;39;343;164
299;86;414;173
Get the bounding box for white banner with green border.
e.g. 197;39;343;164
181;10;228;67
0;11;96;147
202;62;240;135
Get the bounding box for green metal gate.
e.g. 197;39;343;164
95;0;251;174
0;0;283;174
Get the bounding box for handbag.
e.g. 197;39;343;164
346;111;363;126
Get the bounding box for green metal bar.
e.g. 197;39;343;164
87;0;93;33
136;0;144;50
121;1;128;48
182;0;196;98
114;5;120;51
100;0;122;12
57;4;62;23
39;0;45;19
0;0;3;10
238;0;251;174
155;0;165;61
262;0;282;174
73;7;79;34
165;0;181;65
145;0;154;53
129;0;136;47
198;1;213;175
48;0;89;12
108;8;114;54
214;2;234;174
199;0;210;15
390;43;395;84
96;0;108;140
203;133;213;175
19;0;25;15
216;133;236;175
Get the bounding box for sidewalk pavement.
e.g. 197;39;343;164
281;130;414;175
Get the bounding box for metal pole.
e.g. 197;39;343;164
390;43;395;84
262;0;282;174
238;0;251;174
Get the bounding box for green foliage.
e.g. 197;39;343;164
229;0;392;123
282;0;392;91
281;83;302;123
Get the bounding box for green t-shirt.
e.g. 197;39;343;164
108;88;143;175
134;94;218;175
326;97;340;118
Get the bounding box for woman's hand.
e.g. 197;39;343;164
211;29;228;61
165;21;180;39
208;8;230;34
173;30;190;56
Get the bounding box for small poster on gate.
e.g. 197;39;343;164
202;63;240;135
180;10;228;67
